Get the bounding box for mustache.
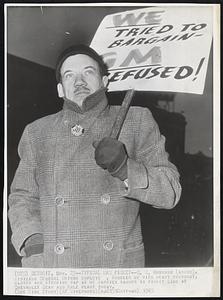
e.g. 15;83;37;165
74;86;90;93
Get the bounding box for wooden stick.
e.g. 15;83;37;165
109;89;135;140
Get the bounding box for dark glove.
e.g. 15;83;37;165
93;137;128;181
23;233;44;257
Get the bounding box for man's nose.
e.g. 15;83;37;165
74;73;86;86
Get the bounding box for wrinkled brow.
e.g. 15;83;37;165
62;66;97;76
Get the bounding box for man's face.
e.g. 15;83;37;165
57;54;108;107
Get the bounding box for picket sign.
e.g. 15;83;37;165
90;6;213;94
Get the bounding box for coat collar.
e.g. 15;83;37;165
62;87;108;114
61;87;110;126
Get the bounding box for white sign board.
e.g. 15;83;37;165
90;6;213;94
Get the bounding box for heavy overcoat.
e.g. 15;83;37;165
8;90;181;268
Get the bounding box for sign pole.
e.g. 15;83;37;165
109;89;135;140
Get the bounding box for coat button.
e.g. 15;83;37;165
55;196;64;206
101;194;110;204
71;124;84;136
54;244;64;255
103;240;113;251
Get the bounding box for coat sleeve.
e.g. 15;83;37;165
120;108;182;209
8;126;43;256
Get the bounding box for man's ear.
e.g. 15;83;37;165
57;83;65;98
102;76;109;88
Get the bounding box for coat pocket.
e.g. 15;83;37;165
21;253;44;268
119;242;145;268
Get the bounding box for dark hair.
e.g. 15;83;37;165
55;44;108;82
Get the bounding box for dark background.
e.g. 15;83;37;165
6;5;213;268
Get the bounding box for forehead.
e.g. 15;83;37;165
60;54;99;72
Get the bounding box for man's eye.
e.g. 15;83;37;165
65;73;73;79
84;69;94;76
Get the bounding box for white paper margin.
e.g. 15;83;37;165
3;3;221;298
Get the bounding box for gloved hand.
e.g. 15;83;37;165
93;137;128;181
